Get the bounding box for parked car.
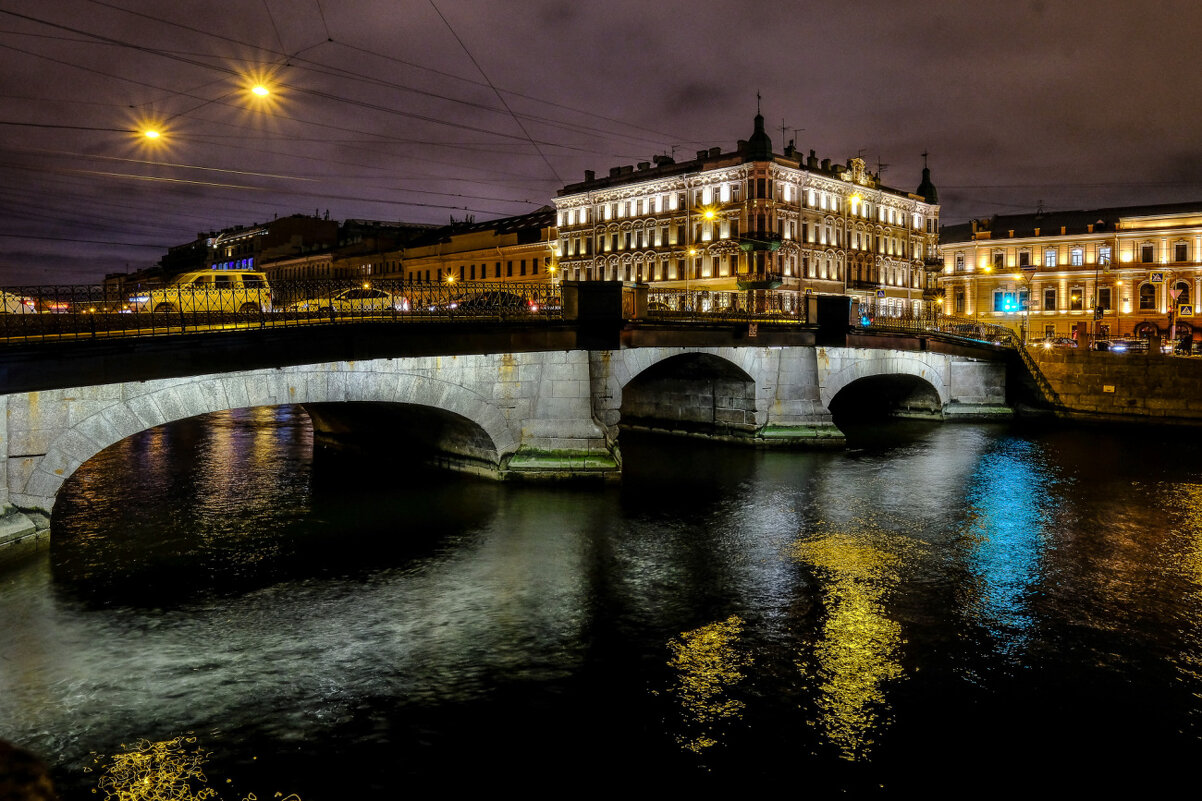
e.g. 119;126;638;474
288;287;408;313
0;290;37;314
1096;339;1149;354
441;291;538;314
128;270;271;314
1034;336;1077;349
33;297;72;313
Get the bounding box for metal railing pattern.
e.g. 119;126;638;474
645;289;809;324
859;301;1019;348
1;278;1023;352
0;280;564;343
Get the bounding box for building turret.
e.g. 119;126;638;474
916;156;938;204
744;112;773;161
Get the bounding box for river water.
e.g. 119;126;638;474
3;407;1202;796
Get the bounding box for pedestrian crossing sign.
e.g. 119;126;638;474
1151;271;1165;283
1180;304;1194;317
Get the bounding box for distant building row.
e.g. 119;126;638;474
109;111;1202;342
938;203;1202;342
111;113;943;317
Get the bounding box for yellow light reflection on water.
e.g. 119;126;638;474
665;615;751;753
791;528;910;761
88;734;299;801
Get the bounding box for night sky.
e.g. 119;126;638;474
2;0;1201;284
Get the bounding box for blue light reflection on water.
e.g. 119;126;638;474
959;437;1061;652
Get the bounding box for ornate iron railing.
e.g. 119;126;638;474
0;280;564;344
860;307;1019;349
644;288;809;324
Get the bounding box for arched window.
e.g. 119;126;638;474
1139;282;1156;310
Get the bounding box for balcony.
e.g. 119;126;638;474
735;271;784;290
738;232;782;252
847;278;882;291
922;257;943;272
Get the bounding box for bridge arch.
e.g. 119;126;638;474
818;349;950;410
14;361;521;517
592;347;771;440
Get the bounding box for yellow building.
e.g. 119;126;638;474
554;113;941;313
939;203;1202;342
388;208;557;286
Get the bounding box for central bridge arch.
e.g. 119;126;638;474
818;349;950;410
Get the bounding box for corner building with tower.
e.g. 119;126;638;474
553;113;942;315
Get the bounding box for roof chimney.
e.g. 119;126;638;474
584;169;595;182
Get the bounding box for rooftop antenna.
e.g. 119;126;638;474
877;157;889;179
756;91;762;115
921;150;929;169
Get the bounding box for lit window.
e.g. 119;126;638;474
1045;249;1057;267
1071;248;1083;266
1140;283;1156;310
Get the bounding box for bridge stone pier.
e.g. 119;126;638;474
0;336;1008;551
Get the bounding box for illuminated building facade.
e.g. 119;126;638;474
554;114;941;312
938;202;1202;341
388;208;557;285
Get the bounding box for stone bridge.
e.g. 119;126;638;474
0;335;1008;549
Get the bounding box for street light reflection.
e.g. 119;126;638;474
791;527;911;761
88;734;301;801
664;615;751;754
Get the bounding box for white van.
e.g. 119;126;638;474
129;270;272;314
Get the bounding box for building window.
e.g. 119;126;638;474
1069;287;1084;311
1043;287;1056;311
955;253;965;272
1044;324;1056;338
1139;282;1156;310
993;251;1004;270
1175;242;1189;263
1044;248;1057;267
1141;244;1155;263
1071;248;1083;266
1099;246;1111;265
990;288;1019;310
1097;287;1112;310
1019;250;1030;267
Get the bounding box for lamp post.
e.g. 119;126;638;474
1012;270;1032;345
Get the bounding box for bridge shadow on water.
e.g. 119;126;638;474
48;406;503;609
